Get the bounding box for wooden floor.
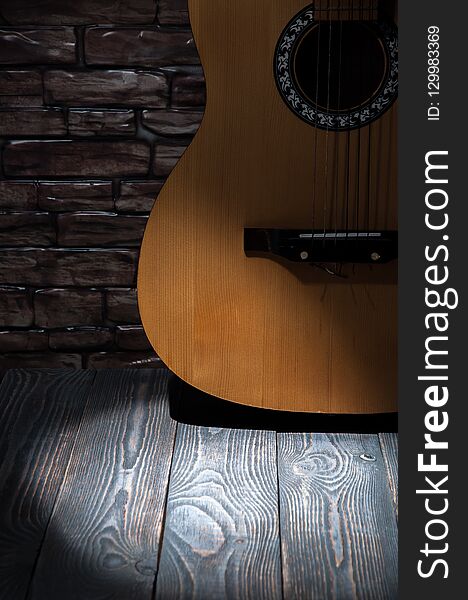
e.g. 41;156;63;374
0;369;398;600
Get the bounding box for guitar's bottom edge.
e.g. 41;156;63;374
168;374;398;433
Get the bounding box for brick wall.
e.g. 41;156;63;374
0;0;205;368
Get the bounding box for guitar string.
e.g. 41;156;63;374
355;0;364;241
362;0;375;236
384;74;395;232
368;1;382;239
330;1;345;279
345;0;355;240
317;0;380;244
331;0;374;269
322;0;333;242
358;0;371;238
333;15;344;246
319;0;343;242
316;0;381;270
365;0;373;233
312;2;323;235
344;0;353;240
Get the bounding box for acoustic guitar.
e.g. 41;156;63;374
138;0;398;414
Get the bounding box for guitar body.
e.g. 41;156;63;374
138;0;398;413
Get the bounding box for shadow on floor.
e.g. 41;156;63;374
168;375;398;433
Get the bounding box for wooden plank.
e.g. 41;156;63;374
29;369;177;600
278;433;398;599
379;433;398;517
155;425;282;599
0;369;95;600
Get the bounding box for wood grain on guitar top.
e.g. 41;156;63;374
138;0;398;413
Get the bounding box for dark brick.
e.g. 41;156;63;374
158;0;190;26
0;330;48;352
153;143;186;177
0;70;43;107
44;70;168;107
115;325;151;350
35;288;103;327
68;109;136;136
0;287;33;326
1;0;157;25
0;70;42;94
49;327;114;350
171;69;206;107
0;181;37;210
86;351;161;368
85;27;198;68
38;181;114;211
116;181;162;213
0;212;55;246
0;95;44;107
0;249;138;286
0;109;66;136
57;212;147;247
0;352;82;368
0;28;76;65
3;140;150;177
106;287;140;323
142;109;202;136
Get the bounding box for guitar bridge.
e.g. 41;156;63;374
244;229;398;264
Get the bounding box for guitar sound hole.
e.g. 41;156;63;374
292;21;387;113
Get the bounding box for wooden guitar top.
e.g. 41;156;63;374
138;0;398;413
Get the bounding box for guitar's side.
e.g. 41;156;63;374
138;0;397;413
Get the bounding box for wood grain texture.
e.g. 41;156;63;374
29;369;177;600
278;433;397;599
155;425;282;599
0;368;398;598
379;432;398;517
138;0;398;413
0;369;95;600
